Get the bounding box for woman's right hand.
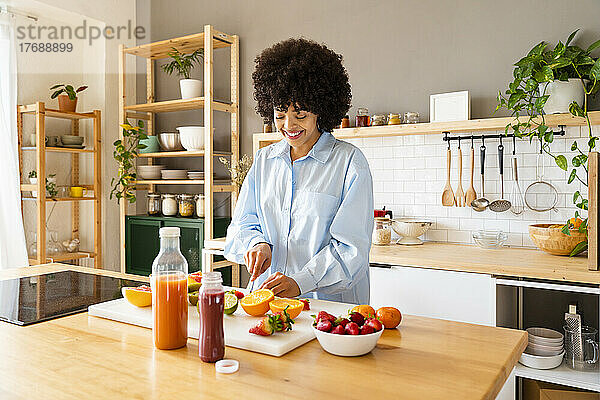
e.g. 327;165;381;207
244;242;272;282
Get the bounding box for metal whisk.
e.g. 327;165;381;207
510;136;525;215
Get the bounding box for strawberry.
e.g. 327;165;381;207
316;319;333;333
249;315;277;336
230;290;244;299
348;311;365;326
313;311;336;326
334;317;350;328
299;299;310;310
331;325;345;335
365;318;383;332
345;322;360;335
273;308;294;332
360;324;375;335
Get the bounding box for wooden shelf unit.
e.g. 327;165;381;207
253;110;600;152
119;25;239;278
17;102;102;268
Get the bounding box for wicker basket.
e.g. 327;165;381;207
528;224;586;256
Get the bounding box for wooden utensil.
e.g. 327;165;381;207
442;148;456;206
465;144;477;206
455;144;465;207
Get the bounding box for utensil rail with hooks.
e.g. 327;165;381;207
441;125;566;145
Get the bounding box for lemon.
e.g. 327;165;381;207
224;292;238;315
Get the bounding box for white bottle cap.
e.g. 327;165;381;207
215;359;239;374
159;227;180;238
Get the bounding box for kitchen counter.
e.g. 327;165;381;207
370;242;599;285
1;264;526;400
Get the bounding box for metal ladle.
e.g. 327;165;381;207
471;139;489;212
489;137;511;212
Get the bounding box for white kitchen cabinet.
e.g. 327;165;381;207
369;265;496;326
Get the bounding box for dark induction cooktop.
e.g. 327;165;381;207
0;271;145;326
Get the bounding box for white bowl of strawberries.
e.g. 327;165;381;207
312;310;384;357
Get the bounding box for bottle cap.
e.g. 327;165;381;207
215;359;239;374
159;227;180;237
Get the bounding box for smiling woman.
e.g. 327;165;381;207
224;37;374;304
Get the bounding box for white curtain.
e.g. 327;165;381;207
0;14;27;269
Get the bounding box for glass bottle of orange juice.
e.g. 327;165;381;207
151;227;188;350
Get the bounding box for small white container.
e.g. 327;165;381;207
195;194;205;217
179;79;203;99
519;350;565;370
372;217;391;246
313;326;383;357
29;177;38;197
161;194;177;216
176;126;206;151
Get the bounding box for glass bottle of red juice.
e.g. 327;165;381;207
198;271;225;362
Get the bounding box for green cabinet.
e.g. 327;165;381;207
125;215;231;284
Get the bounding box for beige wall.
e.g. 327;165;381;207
143;0;600;158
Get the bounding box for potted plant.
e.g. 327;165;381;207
160;48;203;99
50;84;88;112
110;120;148;203
28;170;38;197
496;29;600;256
27;171;58;198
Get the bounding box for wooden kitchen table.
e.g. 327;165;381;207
0;264;527;400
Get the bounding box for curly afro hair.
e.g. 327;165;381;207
252;37;352;133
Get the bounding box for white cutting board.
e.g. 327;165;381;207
88;290;353;357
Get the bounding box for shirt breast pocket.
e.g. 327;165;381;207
293;191;339;218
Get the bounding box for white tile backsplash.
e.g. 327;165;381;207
358;127;595;248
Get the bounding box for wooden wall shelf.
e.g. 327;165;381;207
137;150;231;158
124;97;234;113
253;111;600;151
123;30;234;59
17;102;102;268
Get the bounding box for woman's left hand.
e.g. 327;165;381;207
258;272;300;297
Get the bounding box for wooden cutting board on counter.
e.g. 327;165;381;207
88;291;352;357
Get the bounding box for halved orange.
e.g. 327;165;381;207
122;285;152;307
187;272;202;292
240;288;275;316
269;298;304;319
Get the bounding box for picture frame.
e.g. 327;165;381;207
430;91;471;122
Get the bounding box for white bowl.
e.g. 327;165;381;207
525;343;564;357
527;327;564;345
176;126;205;151
312;326;383;356
391;220;433;245
519;350;564;369
137;165;166;179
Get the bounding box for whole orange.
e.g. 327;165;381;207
569;217;583;229
351;304;376;318
376;307;402;329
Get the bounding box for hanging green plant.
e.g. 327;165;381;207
110;120;147;203
496;29;600;256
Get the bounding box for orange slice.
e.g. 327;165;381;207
269;298;304;319
122;285;152;307
240;288;275;316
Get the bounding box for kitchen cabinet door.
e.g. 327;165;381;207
163;220;203;273
125;217;161;276
369;265;496;326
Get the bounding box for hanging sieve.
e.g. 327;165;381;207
524;141;559;212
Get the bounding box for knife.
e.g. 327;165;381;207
246;275;255;294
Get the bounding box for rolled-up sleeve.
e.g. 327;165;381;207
224;151;269;264
289;152;373;296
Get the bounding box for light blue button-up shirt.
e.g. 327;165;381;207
224;131;374;304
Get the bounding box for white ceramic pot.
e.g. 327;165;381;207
29;177;38;198
176;126;206;151
179;79;203;99
539;79;585;114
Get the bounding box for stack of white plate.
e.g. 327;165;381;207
137;165;166;180
161;169;188;180
519;327;565;369
187;171;205;180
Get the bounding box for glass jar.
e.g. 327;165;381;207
403;111;420;124
388;113;402;125
147;193;161;216
372;217;392;246
161;194;177;216
28;232;37;258
195;194;205;218
46;230;64;255
340;115;350;128
177;194;195;217
371;114;387;126
151;227;188;350
356;107;370;127
198;271;225;362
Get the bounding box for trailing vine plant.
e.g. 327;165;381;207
496;29;600;255
110;120;147;203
